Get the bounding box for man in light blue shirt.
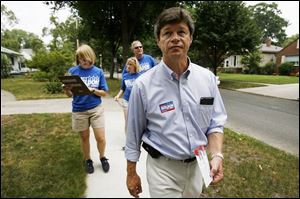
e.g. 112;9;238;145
125;7;227;198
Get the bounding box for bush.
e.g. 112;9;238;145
260;62;275;75
1;54;12;78
279;62;296;76
32;71;52;82
44;81;63;94
218;67;242;73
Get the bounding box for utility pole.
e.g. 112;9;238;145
99;54;102;68
76;18;79;49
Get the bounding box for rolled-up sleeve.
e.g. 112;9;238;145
207;76;227;135
125;82;147;162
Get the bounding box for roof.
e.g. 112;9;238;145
1;46;22;56
259;44;283;53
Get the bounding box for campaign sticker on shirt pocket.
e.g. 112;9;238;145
159;101;175;113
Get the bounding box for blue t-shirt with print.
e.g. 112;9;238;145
121;72;141;101
68;65;108;112
122;54;157;76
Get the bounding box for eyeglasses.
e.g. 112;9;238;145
134;46;143;49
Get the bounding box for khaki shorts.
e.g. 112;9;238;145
72;104;105;132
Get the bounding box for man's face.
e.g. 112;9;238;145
157;22;192;58
132;42;144;58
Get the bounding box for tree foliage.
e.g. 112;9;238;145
1;54;12;78
1;29;45;53
1;4;18;31
190;1;261;75
27;50;73;81
249;2;288;45
47;1;178;78
42;15;78;52
281;34;299;48
241;50;262;74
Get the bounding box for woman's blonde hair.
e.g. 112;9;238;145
126;57;141;73
75;44;96;65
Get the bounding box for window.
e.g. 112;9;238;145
285;56;299;66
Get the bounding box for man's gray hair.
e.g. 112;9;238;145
154;7;195;39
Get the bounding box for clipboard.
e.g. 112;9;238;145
58;75;92;95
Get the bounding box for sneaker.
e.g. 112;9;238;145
100;157;110;173
85;159;94;174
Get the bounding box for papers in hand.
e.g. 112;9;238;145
58;75;92;95
194;146;212;188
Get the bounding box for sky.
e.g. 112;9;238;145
1;1;299;45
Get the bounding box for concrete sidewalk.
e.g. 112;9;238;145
85;98;150;198
236;83;299;100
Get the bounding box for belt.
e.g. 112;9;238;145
181;157;196;163
142;142;196;163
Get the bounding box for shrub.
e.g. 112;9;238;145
44;81;63;94
260;62;275;75
279;62;295;76
1;54;12;78
32;71;52;82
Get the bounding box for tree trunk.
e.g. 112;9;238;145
121;1;129;66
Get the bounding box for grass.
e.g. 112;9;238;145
1;76;122;100
1;75;66;100
1;114;86;198
201;128;299;198
219;73;299;84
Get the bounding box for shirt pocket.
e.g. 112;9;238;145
197;104;213;129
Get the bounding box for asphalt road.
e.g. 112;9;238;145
221;89;299;156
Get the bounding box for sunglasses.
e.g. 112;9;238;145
134;46;143;49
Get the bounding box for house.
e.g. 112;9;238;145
223;38;282;72
1;46;23;74
275;38;299;74
1;46;33;74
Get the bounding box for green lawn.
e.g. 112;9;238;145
219;73;299;84
1;76;121;100
1;114;86;198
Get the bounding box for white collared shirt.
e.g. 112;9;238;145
125;60;227;162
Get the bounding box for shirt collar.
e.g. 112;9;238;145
161;58;192;80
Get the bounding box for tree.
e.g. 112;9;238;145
1;29;45;53
249;2;288;46
1;4;18;31
281;34;299;48
241;50;262;74
47;1;178;78
42;15;78;53
190;1;261;75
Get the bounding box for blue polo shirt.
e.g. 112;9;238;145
121;72;141;101
122;54;157;75
68;65;108;112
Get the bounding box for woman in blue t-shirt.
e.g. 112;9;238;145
63;44;110;174
114;57;141;150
